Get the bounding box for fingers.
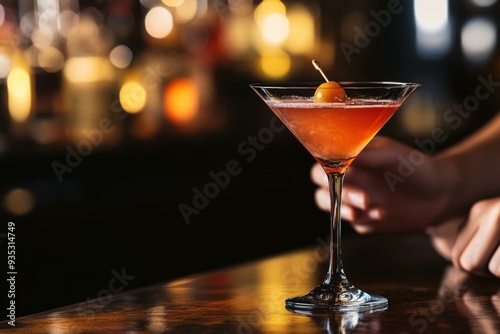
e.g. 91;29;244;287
488;247;500;277
312;161;380;232
311;163;370;210
314;188;329;212
451;199;500;278
344;185;369;210
314;184;370;211
314;185;382;231
425;217;464;261
310;162;327;187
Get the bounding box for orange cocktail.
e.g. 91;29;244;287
273;101;398;171
251;81;420;314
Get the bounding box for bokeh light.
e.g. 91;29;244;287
164;78;199;125
399;95;439;136
254;0;286;25
20;11;37;38
31;28;55;49
65;13;110;57
259;50;291;78
38;46;65;72
223;16;253;58
37;0;60;33
255;0;289;46
261;13;289;45
120;81;147;113
415;24;451;59
468;0;497;7
110;45;134;69
175;0;198;23
461;17;497;65
3;188;36;216
162;0;184;7
145;6;174;39
7;67;32;123
64;57;114;83
414;0;451;59
57;10;78;38
0;53;12;78
414;0;448;33
286;4;315;55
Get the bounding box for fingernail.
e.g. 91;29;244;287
347;191;365;209
368;208;383;220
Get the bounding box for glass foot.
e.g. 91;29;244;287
285;282;388;314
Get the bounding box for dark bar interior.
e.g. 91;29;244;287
0;0;499;321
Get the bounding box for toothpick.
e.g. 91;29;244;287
312;59;329;82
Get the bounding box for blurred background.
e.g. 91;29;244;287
0;0;499;316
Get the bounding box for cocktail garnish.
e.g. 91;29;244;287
312;59;346;103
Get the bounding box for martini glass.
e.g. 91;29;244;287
250;81;420;313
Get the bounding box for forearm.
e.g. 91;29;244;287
435;112;500;214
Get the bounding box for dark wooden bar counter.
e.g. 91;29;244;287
2;233;499;333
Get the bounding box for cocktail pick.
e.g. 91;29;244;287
312;59;329;82
312;59;346;103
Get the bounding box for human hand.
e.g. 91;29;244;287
427;198;500;278
311;136;456;234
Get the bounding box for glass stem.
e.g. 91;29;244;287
324;172;348;285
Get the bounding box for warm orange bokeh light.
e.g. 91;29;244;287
7;67;31;122
164;78;199;125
